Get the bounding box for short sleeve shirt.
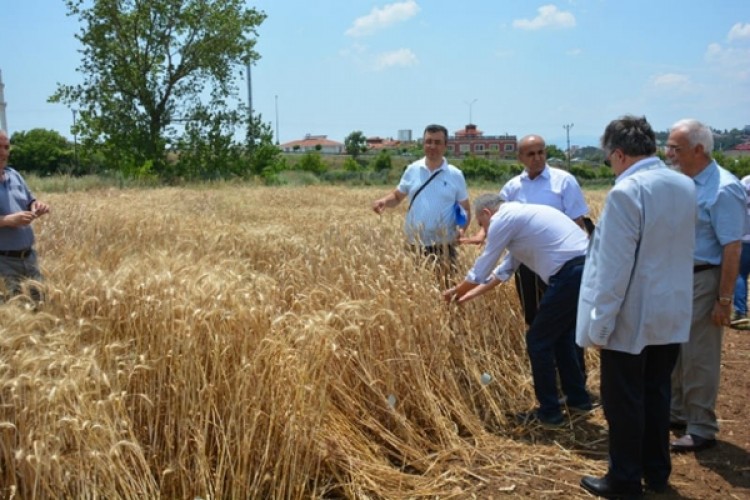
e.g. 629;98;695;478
0;167;36;250
692;161;745;264
397;157;469;245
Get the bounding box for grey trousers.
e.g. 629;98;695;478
671;267;723;439
0;250;43;301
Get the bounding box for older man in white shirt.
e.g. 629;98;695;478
577;116;696;498
445;194;591;428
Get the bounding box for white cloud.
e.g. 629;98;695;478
566;48;582;56
373;49;419;70
513;5;576;30
346;0;420;37
649;73;694;92
728;22;750;42
705;42;750;82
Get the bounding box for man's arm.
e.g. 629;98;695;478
372;189;406;215
714;240;741;325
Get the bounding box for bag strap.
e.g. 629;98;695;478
408;169;443;210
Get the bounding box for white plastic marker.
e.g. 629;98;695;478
387;394;397;408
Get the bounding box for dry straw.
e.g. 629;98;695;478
0;186;607;498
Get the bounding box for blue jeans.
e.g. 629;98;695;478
733;242;750;315
526;256;590;420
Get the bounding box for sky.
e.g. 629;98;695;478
2;0;749;148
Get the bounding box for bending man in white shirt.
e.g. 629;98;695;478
445;194;591;427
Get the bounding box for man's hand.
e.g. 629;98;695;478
30;201;50;217
1;211;38;227
372;199;385;215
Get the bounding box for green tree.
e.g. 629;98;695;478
369;150;392;172
50;0;266;179
545;144;566;160
296;151;327;175
344;131;368;160
8;129;73;176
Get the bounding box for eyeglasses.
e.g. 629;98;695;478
603;149;615;167
664;144;682;153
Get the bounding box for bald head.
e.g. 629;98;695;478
517;134;547;178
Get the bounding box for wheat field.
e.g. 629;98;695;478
0;185;608;499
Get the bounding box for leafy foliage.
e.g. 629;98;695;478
344;131;367;159
50;0;266;179
545;144;566;160
296;152;327;175
369;150;392;172
459;155;523;183
8;129;74;176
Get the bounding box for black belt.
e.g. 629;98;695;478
694;264;719;273
553;255;586;277
0;248;33;258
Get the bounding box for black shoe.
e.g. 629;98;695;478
514;409;564;428
580;475;643;499
670;433;717;452
668;420;687;431
644;482;670;494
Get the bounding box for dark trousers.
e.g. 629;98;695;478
515;264;546;326
600;344;680;488
412;243;458;288
526;256;590;419
516;263;587;383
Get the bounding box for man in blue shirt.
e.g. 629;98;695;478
0;130;51;302
667;119;745;453
577;116;696;498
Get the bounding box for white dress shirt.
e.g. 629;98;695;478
466;202;588;285
500;165;589;220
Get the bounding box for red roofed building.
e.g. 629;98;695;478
448;124;517;158
366;136;401;151
279;134;344;154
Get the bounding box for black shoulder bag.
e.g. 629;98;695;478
408;170;443;210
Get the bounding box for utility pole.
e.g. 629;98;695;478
464;98;478;125
72;109;78;170
275;94;279;145
246;63;254;144
563;123;574;170
0;69;7;132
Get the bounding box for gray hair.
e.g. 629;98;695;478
474;193;504;214
670;118;714;154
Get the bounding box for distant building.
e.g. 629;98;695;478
448;124;517;157
279;134;343;154
397;129;412;142
366;136;401;151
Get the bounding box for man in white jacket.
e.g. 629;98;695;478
577;116;696;498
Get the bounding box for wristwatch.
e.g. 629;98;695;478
718;296;732;306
